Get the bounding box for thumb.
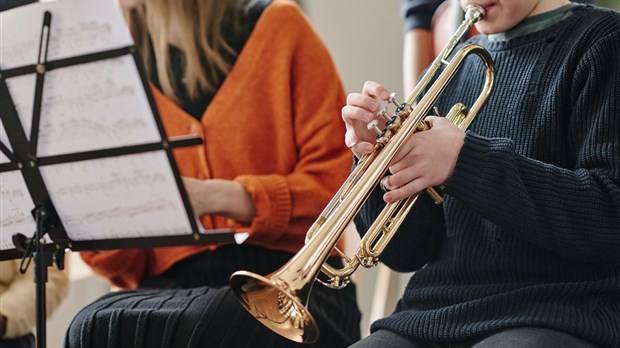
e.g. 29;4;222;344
423;115;442;129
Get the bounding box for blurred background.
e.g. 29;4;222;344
599;0;620;10
6;0;615;346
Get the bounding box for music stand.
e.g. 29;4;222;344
0;2;243;347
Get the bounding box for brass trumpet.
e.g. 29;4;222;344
230;4;494;344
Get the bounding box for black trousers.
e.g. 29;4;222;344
350;328;600;348
64;244;361;348
0;333;35;348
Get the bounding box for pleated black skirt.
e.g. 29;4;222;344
64;244;361;348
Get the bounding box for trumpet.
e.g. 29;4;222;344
230;4;494;344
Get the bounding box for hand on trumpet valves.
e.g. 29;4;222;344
381;116;465;203
343;80;466;203
342;81;392;156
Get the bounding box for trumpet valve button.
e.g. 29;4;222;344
388;93;401;108
378;107;394;122
367;119;383;135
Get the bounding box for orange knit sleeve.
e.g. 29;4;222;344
230;2;351;244
80;249;149;289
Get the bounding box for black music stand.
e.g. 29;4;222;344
0;8;239;348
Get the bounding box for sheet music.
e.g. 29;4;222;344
0;171;36;250
1;0;162;157
5;56;162;156
0;0;133;70
0;0;205;256
39;152;192;241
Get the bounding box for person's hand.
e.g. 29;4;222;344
182;177;256;223
381;116;464;203
341;81;391;157
342;81;465;204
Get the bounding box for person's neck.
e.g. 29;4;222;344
528;0;571;17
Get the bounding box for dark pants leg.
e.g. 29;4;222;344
471;327;599;348
349;327;599;348
0;333;36;348
64;246;360;348
349;329;435;348
65;285;359;348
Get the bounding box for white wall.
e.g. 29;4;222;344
301;0;405;96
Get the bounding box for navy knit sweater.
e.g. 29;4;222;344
356;6;620;347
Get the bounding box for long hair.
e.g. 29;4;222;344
126;0;241;102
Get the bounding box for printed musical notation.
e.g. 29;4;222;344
0;172;36;250
0;0;132;70
5;55;161;156
2;21;114;70
0;0;195;251
39;151;192;241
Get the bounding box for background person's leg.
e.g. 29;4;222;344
349;329;440;348
472;327;599;348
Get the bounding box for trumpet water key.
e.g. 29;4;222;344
230;4;495;344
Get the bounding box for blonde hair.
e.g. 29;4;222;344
127;0;241;102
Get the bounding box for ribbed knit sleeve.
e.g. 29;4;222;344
401;0;444;32
227;2;351;243
365;7;620;348
446;18;620;266
80;249;148;289
354;184;445;272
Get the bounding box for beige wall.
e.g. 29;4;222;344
300;0;405;96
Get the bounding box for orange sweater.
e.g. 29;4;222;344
81;0;351;289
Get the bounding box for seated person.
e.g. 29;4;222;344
64;0;361;347
1;259;69;348
344;0;619;347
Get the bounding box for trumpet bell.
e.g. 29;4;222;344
230;271;319;344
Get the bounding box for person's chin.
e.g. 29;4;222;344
475;21;506;35
474;23;493;35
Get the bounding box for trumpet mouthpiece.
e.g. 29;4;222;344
465;4;485;23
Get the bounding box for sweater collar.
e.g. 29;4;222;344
487;3;583;42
